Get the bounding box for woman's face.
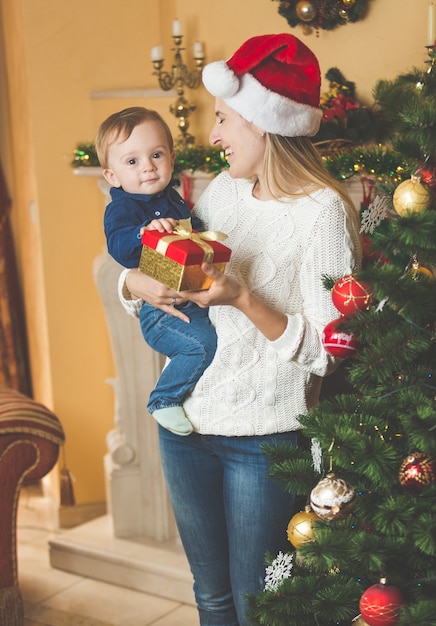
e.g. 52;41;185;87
209;98;266;181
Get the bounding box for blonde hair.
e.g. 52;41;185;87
95;106;174;169
263;134;353;209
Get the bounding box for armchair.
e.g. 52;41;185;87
0;387;65;625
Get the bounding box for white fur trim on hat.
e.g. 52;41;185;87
203;61;239;98
202;60;322;137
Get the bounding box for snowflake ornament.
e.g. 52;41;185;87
264;551;294;591
360;194;391;234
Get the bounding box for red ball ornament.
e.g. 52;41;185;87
359;579;404;626
332;274;374;316
399;451;436;493
322;318;358;358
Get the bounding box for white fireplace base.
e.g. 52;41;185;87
49;515;195;604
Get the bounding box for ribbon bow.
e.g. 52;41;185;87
156;218;228;263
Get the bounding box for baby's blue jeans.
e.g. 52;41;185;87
139;301;217;414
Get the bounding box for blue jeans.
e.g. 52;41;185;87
158;427;301;626
139;302;217;414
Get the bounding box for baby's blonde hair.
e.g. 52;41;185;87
95;106;174;169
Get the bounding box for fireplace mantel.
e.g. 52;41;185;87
49;168;212;605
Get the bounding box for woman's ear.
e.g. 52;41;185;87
103;168;121;187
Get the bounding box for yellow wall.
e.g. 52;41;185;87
0;0;432;509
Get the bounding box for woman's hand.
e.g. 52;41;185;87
182;263;288;341
180;263;246;308
125;268;190;323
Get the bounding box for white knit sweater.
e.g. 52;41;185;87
120;171;362;436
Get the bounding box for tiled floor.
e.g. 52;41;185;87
17;492;200;626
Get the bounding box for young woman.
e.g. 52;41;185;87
118;33;362;626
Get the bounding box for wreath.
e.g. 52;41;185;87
274;0;370;34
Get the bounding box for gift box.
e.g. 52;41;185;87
139;219;231;291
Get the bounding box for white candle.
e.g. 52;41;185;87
428;3;435;46
151;45;163;62
194;41;205;59
172;19;182;37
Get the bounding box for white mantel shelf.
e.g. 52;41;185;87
73;167;102;176
91;88;176;99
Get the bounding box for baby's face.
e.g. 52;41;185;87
103;120;175;195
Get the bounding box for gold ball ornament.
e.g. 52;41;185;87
296;0;317;22
393;176;433;216
310;472;356;521
287;507;318;549
351;616;370;626
408;256;434;281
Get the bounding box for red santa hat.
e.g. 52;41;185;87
202;33;322;137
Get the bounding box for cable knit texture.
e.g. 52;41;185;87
121;171;362;436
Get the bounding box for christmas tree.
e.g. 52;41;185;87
248;48;436;626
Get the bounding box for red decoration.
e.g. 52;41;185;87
331;274;374;316
362;234;390;265
359;579;404;626
322;318;358;358
322;92;361;122
141;228;231;266
399;452;436;493
416;163;436;189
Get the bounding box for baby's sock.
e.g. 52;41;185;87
152;406;193;436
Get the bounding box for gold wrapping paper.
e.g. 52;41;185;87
139;245;227;291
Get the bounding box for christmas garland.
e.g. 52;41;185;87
71;143;228;177
321;145;410;186
274;0;370;34
71;141;408;189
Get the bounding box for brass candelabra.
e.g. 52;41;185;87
425;43;436;75
151;22;205;149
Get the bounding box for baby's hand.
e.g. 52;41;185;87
142;218;178;234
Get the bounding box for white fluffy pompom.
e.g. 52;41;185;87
202;61;240;98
